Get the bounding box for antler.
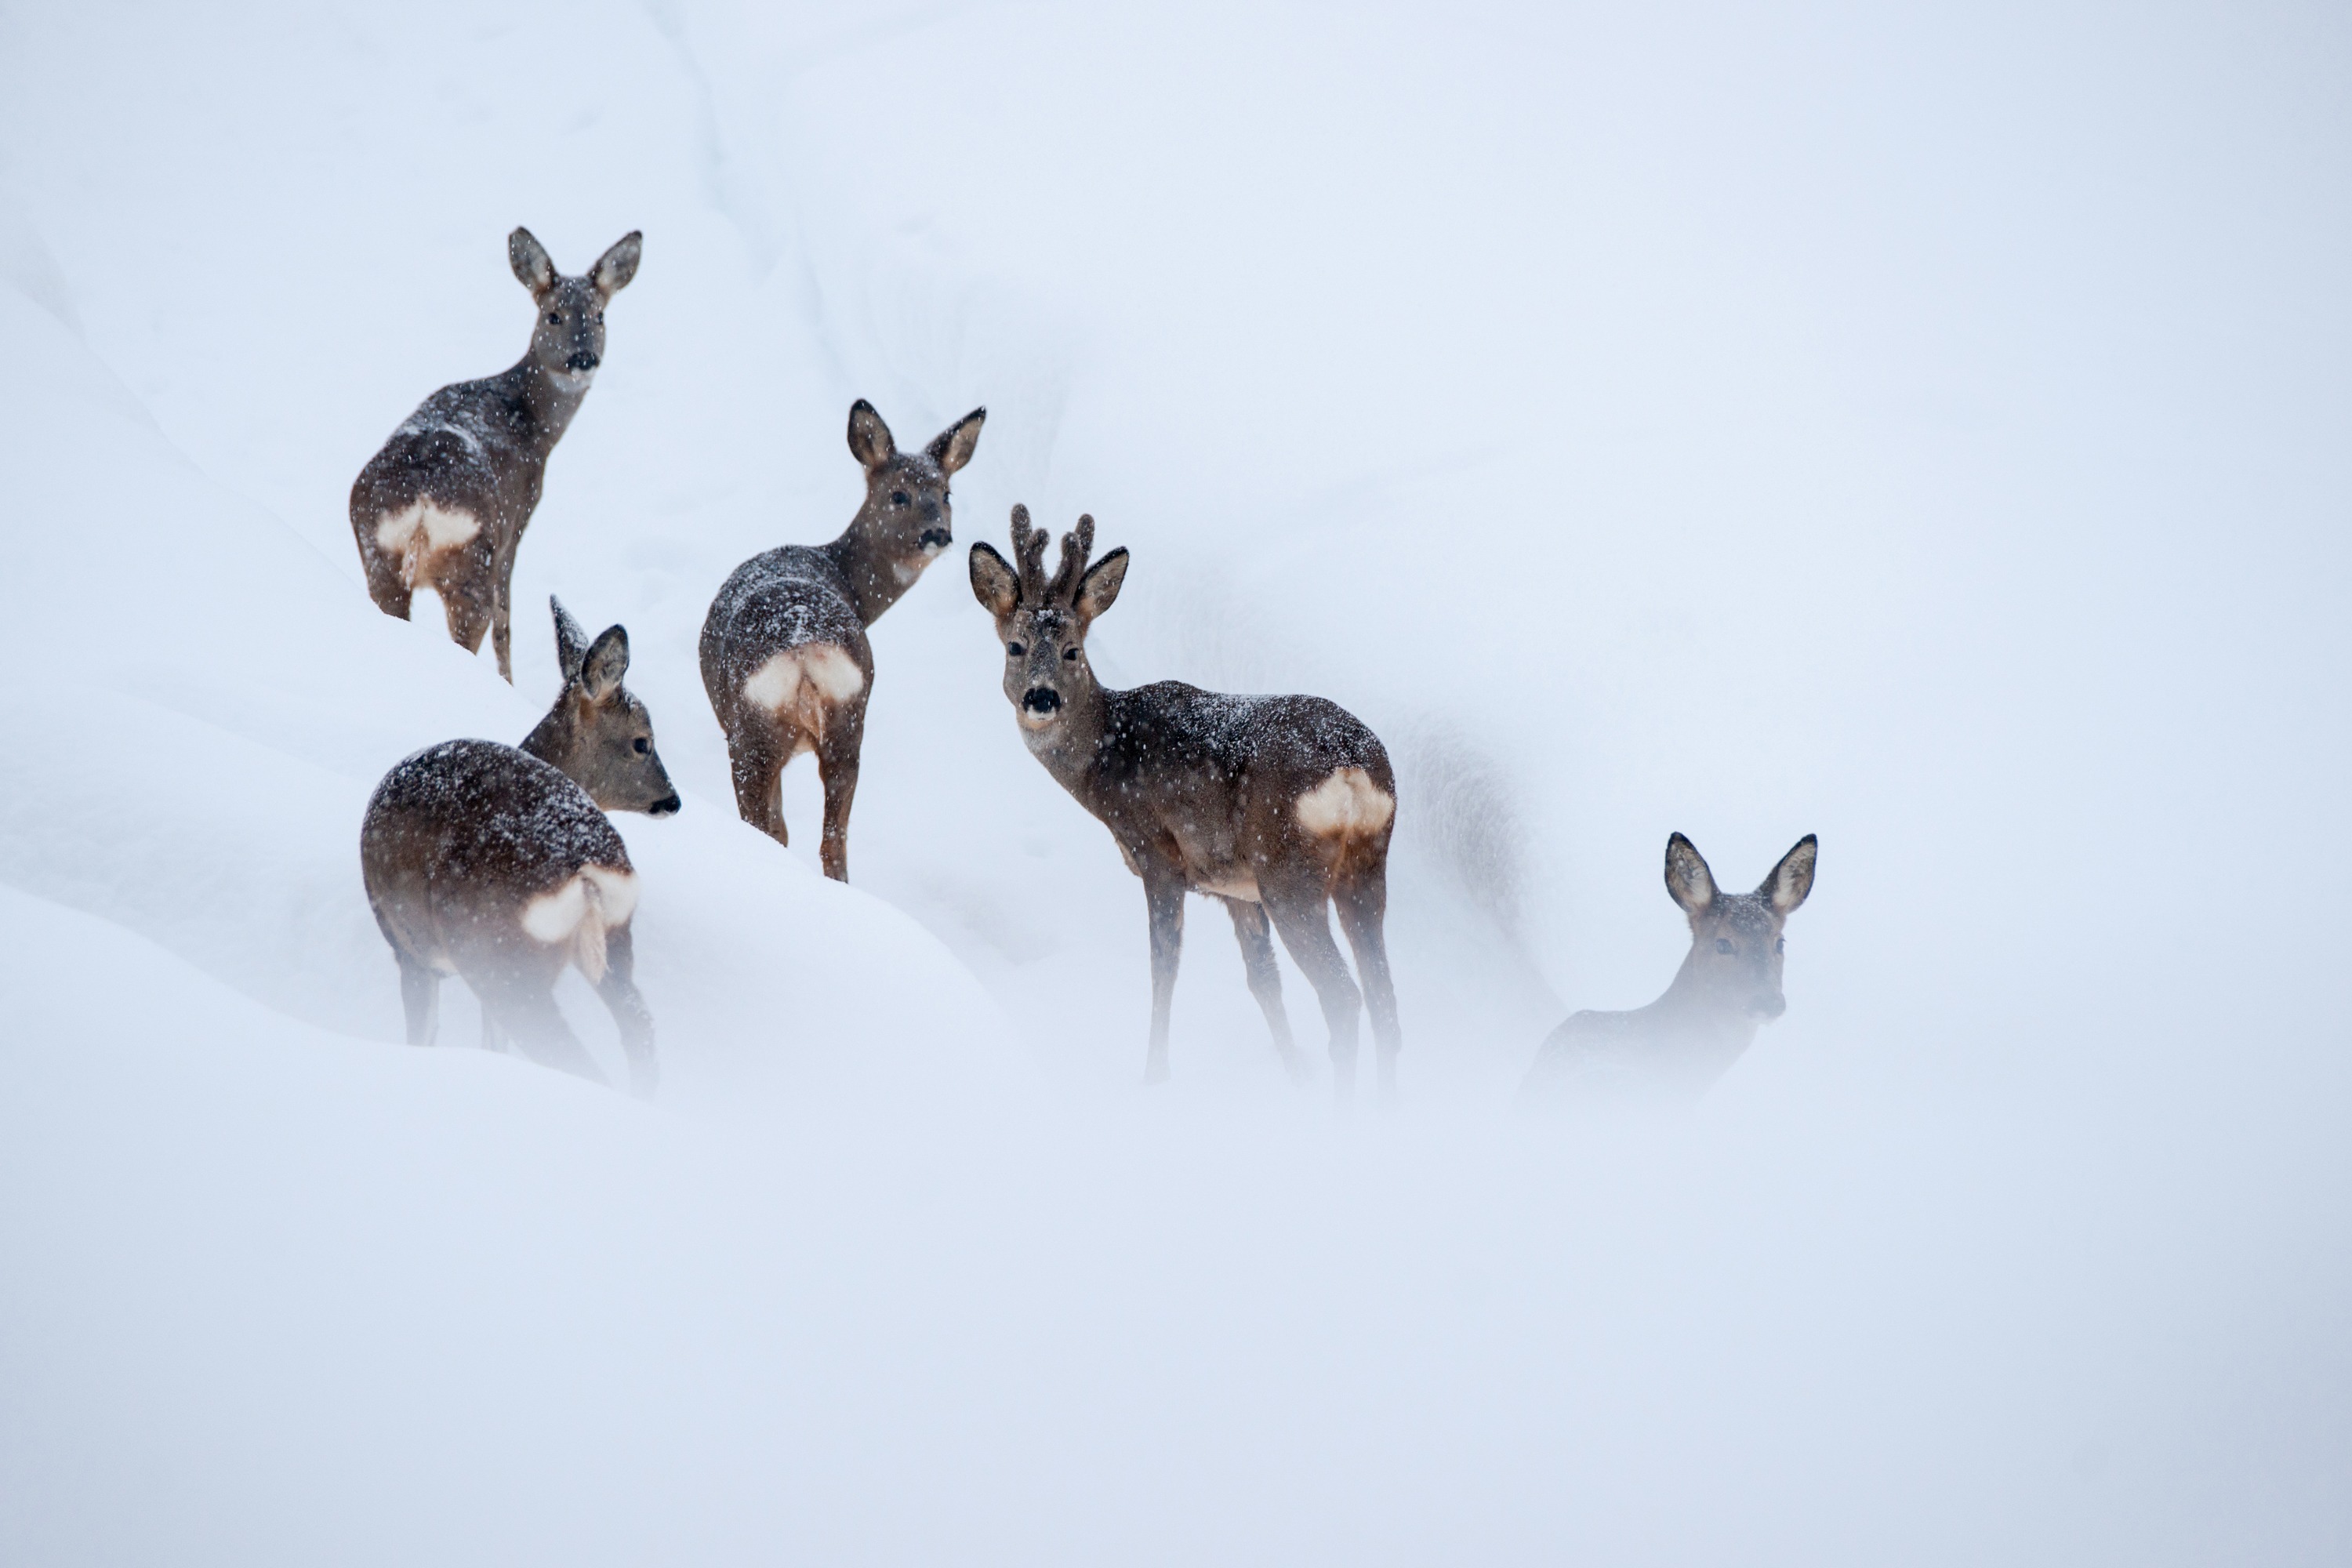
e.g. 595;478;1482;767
1010;504;1051;602
1046;514;1097;606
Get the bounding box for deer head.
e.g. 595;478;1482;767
509;227;641;392
519;597;681;816
1662;833;1817;1021
968;506;1129;734
844;399;985;588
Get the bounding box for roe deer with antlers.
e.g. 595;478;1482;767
701;399;984;880
350;227;641;681
361;598;681;1096
1519;833;1817;1104
970;509;1402;1095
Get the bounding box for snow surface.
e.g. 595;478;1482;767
2;0;2348;1561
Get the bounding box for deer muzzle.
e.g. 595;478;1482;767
1022;687;1062;717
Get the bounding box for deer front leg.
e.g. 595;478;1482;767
1222;895;1305;1081
593;924;659;1100
396;951;441;1045
488;544;514;683
1142;862;1187;1083
1333;864;1401;1100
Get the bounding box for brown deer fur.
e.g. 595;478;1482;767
701;399;984;881
361;598;679;1096
1520;833;1817;1104
350;227;641;681
970;509;1402;1096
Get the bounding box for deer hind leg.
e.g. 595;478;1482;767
1221;895;1305;1081
1260;871;1364;1102
360;536;415;621
814;710;865;884
468;967;606;1085
1333;860;1401;1099
488;543;515;684
593;923;659;1100
395;951;441;1046
724;720;790;847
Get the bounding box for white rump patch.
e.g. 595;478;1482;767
375;501;481;586
520;865;639;982
742;645;866;727
1294;767;1396;840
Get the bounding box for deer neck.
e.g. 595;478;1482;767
503;354;593;454
818;517;921;626
1647;946;1762;1047
517;697;579;782
1023;678;1112;795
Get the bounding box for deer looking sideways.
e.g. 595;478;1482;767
1519;833;1817;1105
970;510;1402;1096
701;399;984;881
350;227;641;681
361;598;680;1098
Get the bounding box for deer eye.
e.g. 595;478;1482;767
1714;938;1734;954
1063;646;1080;661
632;737;649;754
1007;641;1025;656
1775;937;1785;953
891;491;909;507
546;312;561;325
593;311;604;325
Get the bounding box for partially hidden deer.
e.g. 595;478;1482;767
1519;833;1817;1104
350;227;641;681
969;509;1402;1095
361;597;681;1096
701;399;984;881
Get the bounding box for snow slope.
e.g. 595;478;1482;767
2;0;2349;1560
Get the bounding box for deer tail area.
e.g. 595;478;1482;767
518;866;641;983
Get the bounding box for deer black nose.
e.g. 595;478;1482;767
1022;687;1062;714
1752;993;1786;1021
919;528;951;550
566;350;599;372
648;794;681;817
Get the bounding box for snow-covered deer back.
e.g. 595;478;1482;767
969;509;1403;1095
350;227;641;681
1519;832;1818;1105
360;598;677;1097
700;399;984;881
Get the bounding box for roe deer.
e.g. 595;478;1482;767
350;227;642;681
701;399;984;881
1519;833;1817;1105
361;597;681;1096
969;509;1402;1096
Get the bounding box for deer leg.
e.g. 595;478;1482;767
396;952;440;1046
593;924;659;1101
1333;863;1402;1100
480;1005;508;1054
1142;866;1187;1083
488;554;514;684
360;542;413;620
468;970;606;1086
1222;896;1304;1081
440;582;493;662
814;722;862;884
1260;875;1364;1102
726;724;789;848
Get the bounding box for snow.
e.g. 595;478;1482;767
2;0;2349;1561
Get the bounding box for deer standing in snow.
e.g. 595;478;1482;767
969;509;1402;1095
701;399;984;881
350;227;641;681
361;598;681;1096
1519;833;1817;1104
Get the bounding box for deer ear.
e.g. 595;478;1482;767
1664;833;1716;916
590;230;642;297
969;542;1019;617
580;625;630;702
1759;834;1817;914
927;408;985;475
847;400;895;469
550;596;589;682
1076;546;1129;622
509;227;556;298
